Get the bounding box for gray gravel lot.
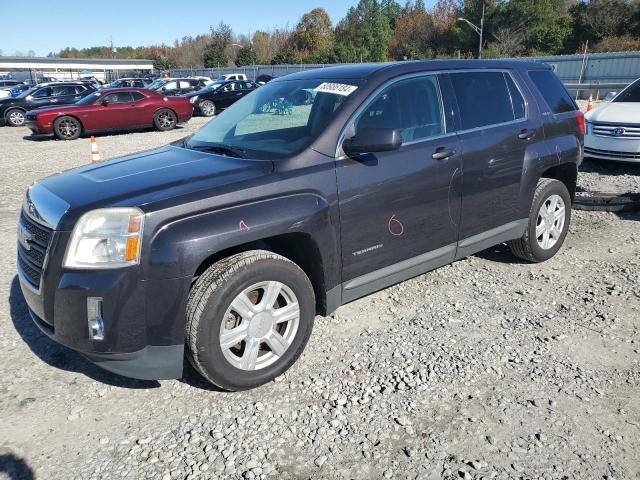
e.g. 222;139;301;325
0;119;639;480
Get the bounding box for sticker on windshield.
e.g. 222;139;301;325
314;82;358;96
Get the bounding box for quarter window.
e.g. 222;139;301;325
52;86;77;96
130;91;146;101
450;71;516;130
528;70;576;114
355;75;444;143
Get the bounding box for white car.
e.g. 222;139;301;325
585;78;640;163
216;73;247;82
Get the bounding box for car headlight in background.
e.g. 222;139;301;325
64;208;144;269
189;95;198;104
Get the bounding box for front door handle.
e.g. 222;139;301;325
432;147;455;160
518;129;535;140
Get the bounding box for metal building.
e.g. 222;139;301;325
0;56;154;83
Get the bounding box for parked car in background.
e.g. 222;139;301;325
216;73;247;81
585;77;640;163
24;88;192;140
0;80;25;98
0;82;97;126
16;61;583;390
255;73;274;85
107;78;151;88
146;78;208;96
9;84;35;97
185;80;259;116
189;76;214;86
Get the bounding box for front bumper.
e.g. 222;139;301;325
584;134;640;162
18;249;192;380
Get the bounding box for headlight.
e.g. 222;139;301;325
189;95;198;104
64;208;144;269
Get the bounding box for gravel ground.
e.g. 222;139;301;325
0;119;639;480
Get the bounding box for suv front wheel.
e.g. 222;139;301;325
185;250;315;391
509;178;571;262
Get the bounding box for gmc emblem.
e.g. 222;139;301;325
18;224;33;251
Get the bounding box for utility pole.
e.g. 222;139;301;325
457;0;486;59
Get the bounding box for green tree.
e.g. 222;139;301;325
203;22;232;67
293;8;334;58
235;45;257;66
335;0;395;62
389;1;436;60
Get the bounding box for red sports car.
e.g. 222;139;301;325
25;88;193;140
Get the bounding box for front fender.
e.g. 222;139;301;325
146;193;337;281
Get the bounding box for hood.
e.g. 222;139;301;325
37;145;274;230
585;102;640;124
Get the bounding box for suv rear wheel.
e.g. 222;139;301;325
185;250;315;391
509;178;571;262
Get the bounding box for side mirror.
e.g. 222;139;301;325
342;127;402;156
605;92;617;102
101;99;109;107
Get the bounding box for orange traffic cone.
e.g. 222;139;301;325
586;94;594;112
90;136;101;163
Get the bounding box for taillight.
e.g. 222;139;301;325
576;110;586;135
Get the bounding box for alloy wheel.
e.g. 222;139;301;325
58;118;79;138
8;110;25;126
200;101;215;116
158;111;175;129
219;281;300;371
536;194;566;250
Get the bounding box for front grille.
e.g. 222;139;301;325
592;123;640;138
17;211;53;289
584;146;640;160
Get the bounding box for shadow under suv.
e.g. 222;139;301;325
17;60;584;390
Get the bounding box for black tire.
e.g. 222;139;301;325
199;100;216;117
508;178;572;263
53;116;82;140
185;250;315;391
5;108;26;127
153;109;177;131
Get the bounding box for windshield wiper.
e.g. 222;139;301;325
186;141;246;158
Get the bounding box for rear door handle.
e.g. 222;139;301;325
518;129;535;140
432;147;455;160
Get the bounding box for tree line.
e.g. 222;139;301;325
52;0;640;69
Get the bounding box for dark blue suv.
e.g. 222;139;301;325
17;60;584;390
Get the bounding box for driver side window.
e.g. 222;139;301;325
355;75;444;144
32;88;52;98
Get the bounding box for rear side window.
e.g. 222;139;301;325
356;75;444;143
528;70;575;114
130;91;146;101
450;72;515;130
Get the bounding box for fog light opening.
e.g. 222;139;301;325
87;297;105;341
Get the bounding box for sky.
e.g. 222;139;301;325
0;0;372;57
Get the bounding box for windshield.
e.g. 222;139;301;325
75;91;102;105
147;79;168;90
188;78;361;160
613;78;640;103
110;79;127;88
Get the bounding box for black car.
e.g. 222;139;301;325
185;80;259;116
146;78;208;96
17;61;583;390
0;82;97;126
